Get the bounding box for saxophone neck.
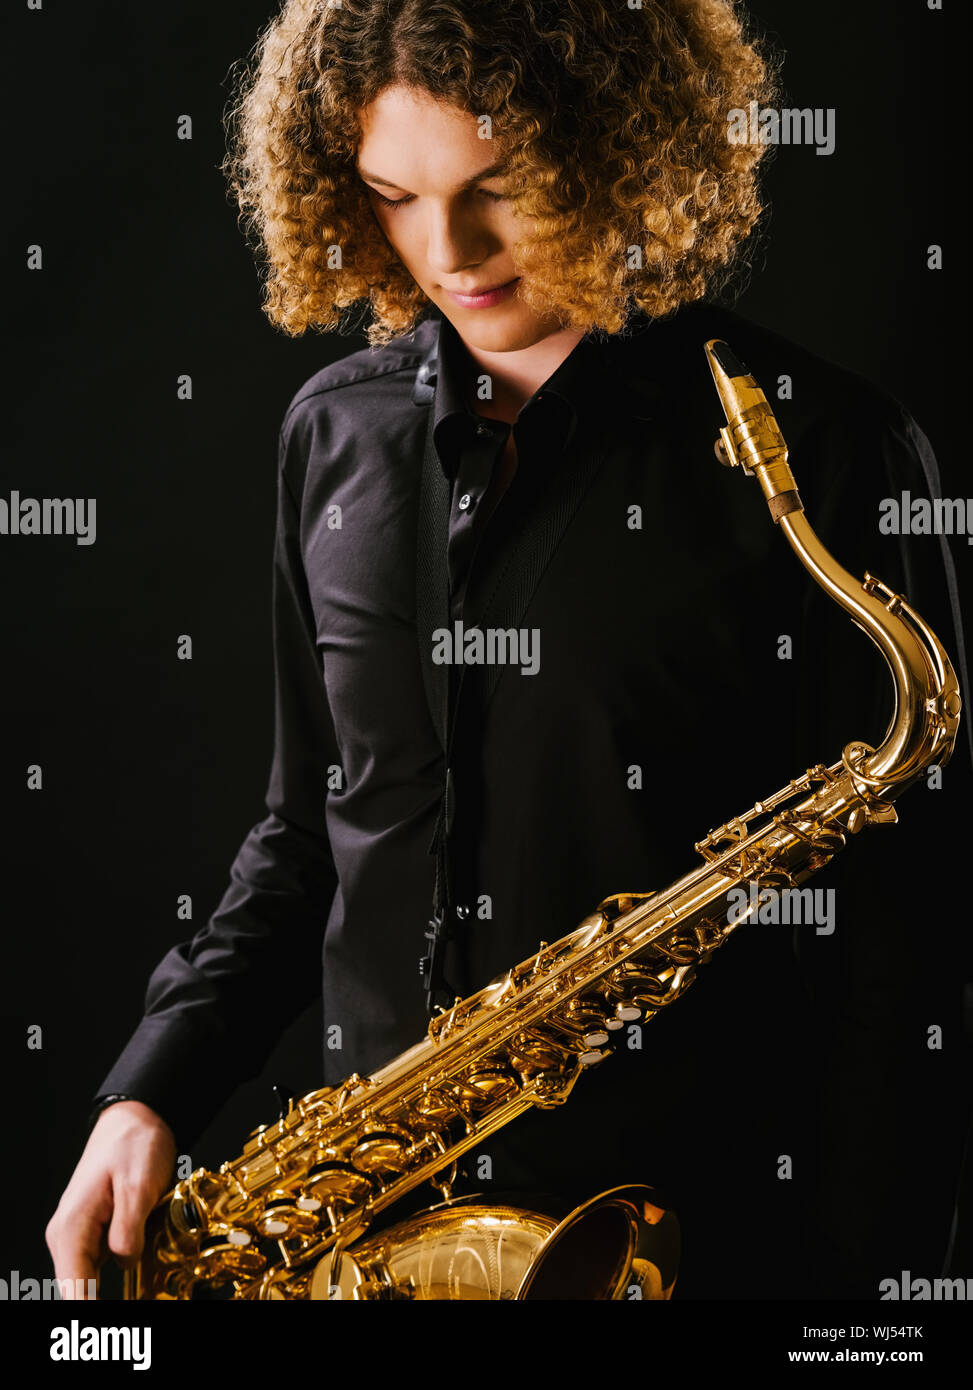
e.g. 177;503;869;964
705;339;962;802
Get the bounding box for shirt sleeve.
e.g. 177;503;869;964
788;391;971;1294
93;424;341;1150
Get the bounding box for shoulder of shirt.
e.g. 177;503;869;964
278;317;437;439
668;302;920;443
660;305;939;517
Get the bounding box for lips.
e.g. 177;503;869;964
453;278;517;296
443;277;521;309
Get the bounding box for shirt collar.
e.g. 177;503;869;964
411;308;663;477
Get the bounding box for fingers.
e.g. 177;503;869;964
45;1204;106;1300
46;1102;178;1298
107;1179;155;1269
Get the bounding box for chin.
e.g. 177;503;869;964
438;301;561;354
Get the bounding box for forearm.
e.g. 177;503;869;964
95;809;336;1149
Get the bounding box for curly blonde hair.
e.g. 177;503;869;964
223;0;780;347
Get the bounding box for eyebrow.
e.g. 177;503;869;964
356;159;509;192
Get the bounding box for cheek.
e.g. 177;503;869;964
496;207;529;253
376;212;422;268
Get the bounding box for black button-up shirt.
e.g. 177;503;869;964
97;302;971;1298
431;323;578;622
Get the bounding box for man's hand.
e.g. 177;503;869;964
45;1100;177;1299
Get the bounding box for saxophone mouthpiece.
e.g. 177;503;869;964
704;338;803;522
705;339;765;441
707;339;752;384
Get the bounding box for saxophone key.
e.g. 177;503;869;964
614;1005;641;1022
191;1235;267;1284
255;1195;318;1240
559;994;613;1048
414;1088;462;1123
350;1126;412;1174
579;1047;611;1067
506;1034;563;1073
303;1160;375;1207
460;1067;521;1103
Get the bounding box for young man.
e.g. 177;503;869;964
46;0;970;1299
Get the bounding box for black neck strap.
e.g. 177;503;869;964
415;401;461;1018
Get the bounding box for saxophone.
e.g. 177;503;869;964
125;341;961;1301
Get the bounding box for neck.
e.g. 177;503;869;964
456;324;587;424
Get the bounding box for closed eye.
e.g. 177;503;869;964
369;188;508;210
370;190;414;209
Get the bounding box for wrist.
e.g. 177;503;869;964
88;1095;175;1145
87;1093;133;1133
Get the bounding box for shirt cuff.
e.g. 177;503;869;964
86;1093;134;1134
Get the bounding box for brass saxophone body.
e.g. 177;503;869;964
125;341;961;1301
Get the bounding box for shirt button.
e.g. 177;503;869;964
458;492;473;511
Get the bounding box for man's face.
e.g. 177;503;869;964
356;84;561;352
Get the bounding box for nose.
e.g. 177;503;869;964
423;199;492;280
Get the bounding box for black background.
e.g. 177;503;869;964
3;0;969;1301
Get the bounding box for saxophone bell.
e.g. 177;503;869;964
306;1185;680;1302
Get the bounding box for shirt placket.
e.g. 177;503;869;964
447;418;511;624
